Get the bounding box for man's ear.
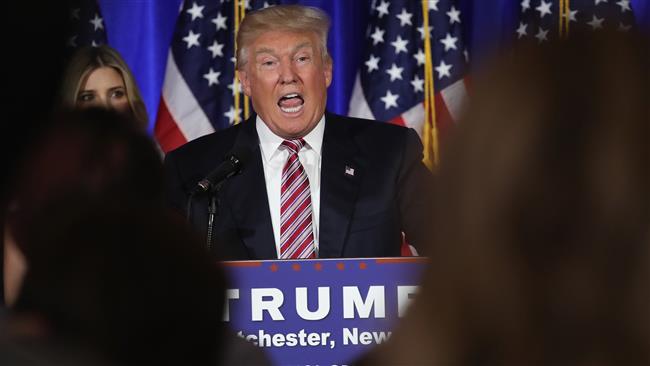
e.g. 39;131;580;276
324;59;333;88
238;69;252;96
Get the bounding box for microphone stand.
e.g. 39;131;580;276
185;148;250;250
205;181;224;251
186;192;196;223
185;180;223;251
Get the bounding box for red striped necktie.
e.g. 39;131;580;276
279;139;316;259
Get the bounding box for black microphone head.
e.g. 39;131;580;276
225;145;252;172
192;146;253;195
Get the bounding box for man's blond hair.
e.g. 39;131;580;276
236;5;331;70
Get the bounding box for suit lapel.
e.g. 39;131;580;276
318;113;362;258
226;118;277;259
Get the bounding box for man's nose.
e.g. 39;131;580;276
279;62;297;84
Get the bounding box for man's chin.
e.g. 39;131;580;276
269;120;318;140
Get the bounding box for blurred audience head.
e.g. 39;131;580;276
4;109;162;306
60;45;148;130
8;205;226;365
366;30;649;365
3;108;226;365
11;108;162;230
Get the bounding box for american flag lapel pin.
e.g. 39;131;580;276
345;166;355;176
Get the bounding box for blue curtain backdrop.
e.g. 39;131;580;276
98;0;649;133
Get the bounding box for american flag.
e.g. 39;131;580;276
516;0;637;42
65;0;108;52
348;0;469;168
155;0;275;153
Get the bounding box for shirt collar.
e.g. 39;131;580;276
256;115;325;162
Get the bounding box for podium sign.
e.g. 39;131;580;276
222;257;427;366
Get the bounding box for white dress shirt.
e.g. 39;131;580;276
256;115;324;258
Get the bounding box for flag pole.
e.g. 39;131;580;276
559;0;570;39
233;0;247;124
422;0;439;169
240;1;250;120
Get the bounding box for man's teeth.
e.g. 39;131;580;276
284;93;299;99
280;104;304;113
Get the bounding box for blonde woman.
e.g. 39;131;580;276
60;45;148;130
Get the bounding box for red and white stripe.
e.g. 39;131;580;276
280;139;316;259
154;50;215;153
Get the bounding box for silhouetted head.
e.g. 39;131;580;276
364;30;649;366
12;204;226;365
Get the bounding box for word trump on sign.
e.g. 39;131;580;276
222;258;427;366
224;285;419;322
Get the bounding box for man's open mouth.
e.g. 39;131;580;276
277;93;304;113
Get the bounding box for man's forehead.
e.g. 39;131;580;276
254;41;313;55
251;31;317;53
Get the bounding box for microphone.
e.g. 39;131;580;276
192;146;251;194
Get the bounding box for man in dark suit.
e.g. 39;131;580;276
164;5;432;260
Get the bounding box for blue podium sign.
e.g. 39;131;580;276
222;257;427;366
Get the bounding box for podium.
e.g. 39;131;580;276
222;257;427;366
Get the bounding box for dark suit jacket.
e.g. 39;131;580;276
164;112;433;260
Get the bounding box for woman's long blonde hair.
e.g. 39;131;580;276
60;45;148;130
